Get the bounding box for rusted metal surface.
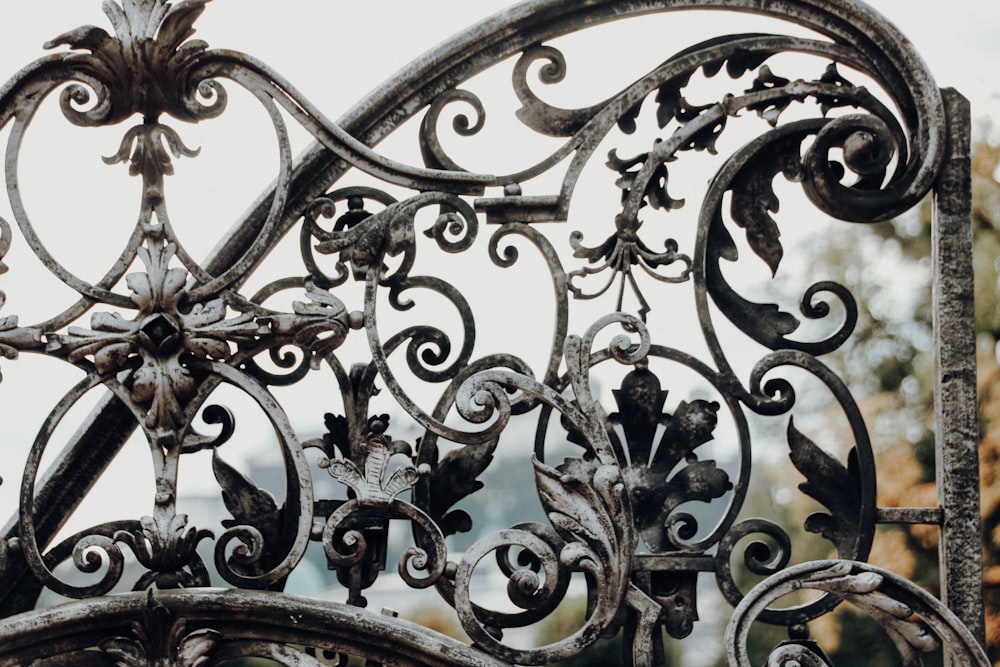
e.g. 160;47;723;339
725;560;990;667
0;0;985;665
932;87;984;652
0;588;511;667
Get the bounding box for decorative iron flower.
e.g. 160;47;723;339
322;419;428;505
569;216;691;320
115;512;213;589
99;591;219;666
48;241;361;437
44;0;220;124
47;241;259;434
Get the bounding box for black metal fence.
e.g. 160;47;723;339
0;2;986;665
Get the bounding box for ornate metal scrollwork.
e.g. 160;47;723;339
0;0;980;666
725;561;991;667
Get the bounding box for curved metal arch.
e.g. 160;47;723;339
260;0;943;242
0;589;509;667
0;1;981;666
725;560;991;667
343;0;939;145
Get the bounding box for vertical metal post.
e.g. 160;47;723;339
932;87;985;654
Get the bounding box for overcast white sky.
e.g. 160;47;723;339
0;0;994;582
0;1;995;124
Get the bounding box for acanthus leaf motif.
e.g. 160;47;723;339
801;564;941;661
705;213;802;342
183;298;258;361
745;65;794;127
817;63;859;116
323;420;424;505
260;280;361;366
0;323;36;375
0;291;44;382
213;450;283;545
45;0;214;123
534;457;625;567
729;178;783;278
129;242;186;312
654;74;706;129
45;242;213;432
529;452;637;648
322;412;352;460
212;449;296;580
421;434;497;538
129;353;195;435
727;128;806;277
617;99;643;135
114;511;213;589
47;241;358;434
607;367;731;552
613;365;669;465
787;419;862;554
104;123;200;183
654;34;776;131
613;158;686;213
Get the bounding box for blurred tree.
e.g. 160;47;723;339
312;136;1000;667
701;134;1000;667
787;136;1000;665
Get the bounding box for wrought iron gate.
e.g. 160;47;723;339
0;0;987;665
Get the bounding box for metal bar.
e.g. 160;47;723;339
0;396;136;614
932;86;985;653
0;0;949;595
0;3;985;664
632;554;717;572
876;507;943;524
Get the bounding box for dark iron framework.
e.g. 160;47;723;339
0;0;987;665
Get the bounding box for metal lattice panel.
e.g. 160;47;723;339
0;1;985;665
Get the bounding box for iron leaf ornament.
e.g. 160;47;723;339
0;0;980;666
114;512;213;590
417;432;497;538
99;591;220;667
46;240;259;434
43;0;217;124
104;123;200;183
787;418;863;555
534;457;629;569
321;419;428;505
47;240;361;435
611;365;732;552
0;291;43;382
212;451;287;573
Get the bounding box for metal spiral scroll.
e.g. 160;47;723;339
0;0;406;602
0;1;962;666
352;1;944;661
448;315;652;665
724;561;991;667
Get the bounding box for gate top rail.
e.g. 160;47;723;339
0;1;984;665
